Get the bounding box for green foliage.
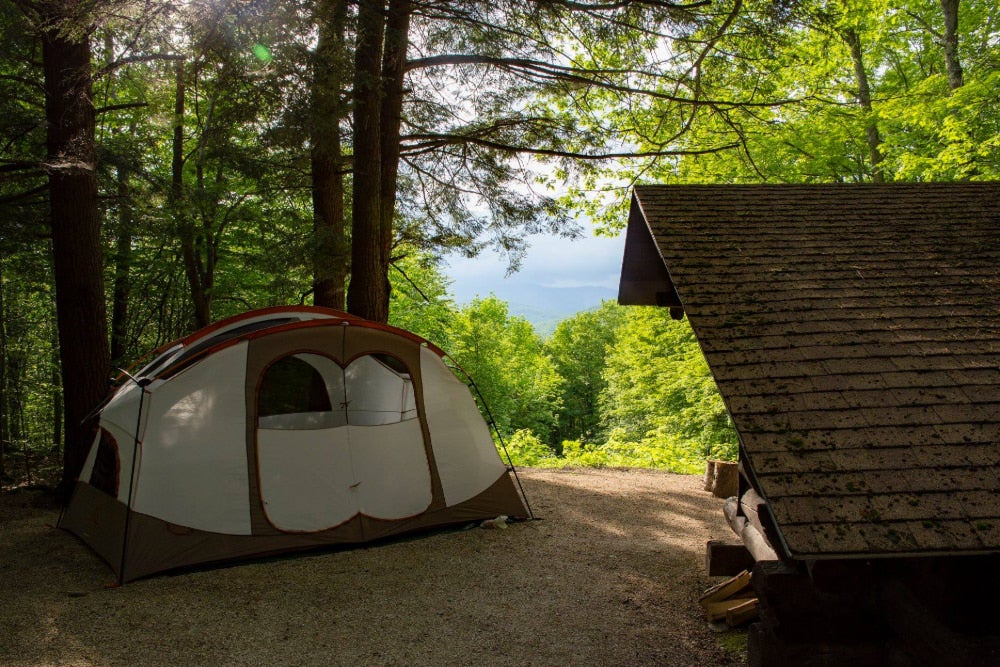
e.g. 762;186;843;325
545;301;625;447
387;251;457;348
545;0;1000;228
476;304;736;473
499;429;558;467
601;308;737;464
448;297;564;442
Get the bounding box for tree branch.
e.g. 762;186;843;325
0;160;42;173
536;0;711;10
406;53;799;108
95;101;150;115
93;53;185;80
402;132;738;160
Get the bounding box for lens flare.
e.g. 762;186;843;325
252;43;272;63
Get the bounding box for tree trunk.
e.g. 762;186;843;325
843;27;884;183
40;7;110;498
939;0;964;91
0;260;6;482
311;0;349;310
378;0;412;293
51;322;62;454
172;58;211;329
8;355;26;484
348;0;388;322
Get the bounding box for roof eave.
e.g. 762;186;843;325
617;192;684;315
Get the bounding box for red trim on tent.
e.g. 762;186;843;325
117;306;352;382
178;305;355;347
241;318;447;356
152;313;448;381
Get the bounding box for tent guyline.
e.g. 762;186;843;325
59;306;530;582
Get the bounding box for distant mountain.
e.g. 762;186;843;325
503;285;619;335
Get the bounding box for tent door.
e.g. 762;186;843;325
255;352;432;533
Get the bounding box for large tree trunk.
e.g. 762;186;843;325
843;27;885;183
311;0;349;310
41;5;110;498
0;260;6;483
939;0;964;91
171;59;211;329
378;0;412;287
347;0;389;322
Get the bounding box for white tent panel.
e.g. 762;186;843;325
345;355;415;425
300;353;348;424
257;427;357;531
418;347;506;506
133;343;252;534
350;420;432;519
78;430;102;483
98;380;144;438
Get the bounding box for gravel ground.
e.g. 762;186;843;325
0;468;747;666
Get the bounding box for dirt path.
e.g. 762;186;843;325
0;468;746;666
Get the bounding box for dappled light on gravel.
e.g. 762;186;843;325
1;468;745;666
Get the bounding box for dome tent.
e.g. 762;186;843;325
60;306;529;583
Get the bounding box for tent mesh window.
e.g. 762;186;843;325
258;355;334;417
257;353;418;429
90;428;120;497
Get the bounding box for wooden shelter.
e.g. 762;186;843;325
618;183;1000;665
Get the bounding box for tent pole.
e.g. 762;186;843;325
118;375;150;585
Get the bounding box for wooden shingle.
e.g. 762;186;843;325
620;183;1000;559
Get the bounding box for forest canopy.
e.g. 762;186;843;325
1;0;996;491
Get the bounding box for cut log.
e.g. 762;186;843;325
700;569;752;608
705;596;756;622
726;598;760;626
723;495;779;562
741;521;779;563
704;460;739;497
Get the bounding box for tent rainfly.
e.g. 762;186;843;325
60;306;529;582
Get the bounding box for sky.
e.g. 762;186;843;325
444;227;626;332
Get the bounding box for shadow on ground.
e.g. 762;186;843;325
1;469;747;667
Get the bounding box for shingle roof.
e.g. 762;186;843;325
619;183;1000;559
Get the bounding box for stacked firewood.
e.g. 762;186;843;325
699;569;759;627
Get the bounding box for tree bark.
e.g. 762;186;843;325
939;0;964;91
40;3;110;498
843;27;884;183
347;0;389;322
0;260;6;482
51;322;62;453
378;0;412;286
171;58;211;329
311;0;349;310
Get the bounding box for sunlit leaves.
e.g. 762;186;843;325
446;296;564;442
601;307;737;463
